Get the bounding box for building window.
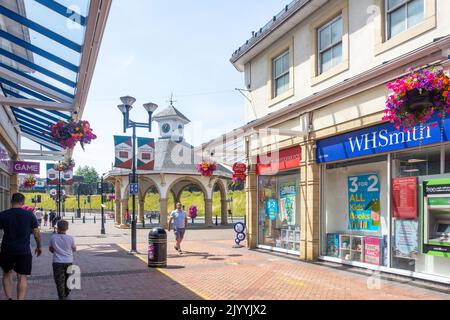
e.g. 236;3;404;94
386;0;424;39
272;51;290;98
318;16;343;75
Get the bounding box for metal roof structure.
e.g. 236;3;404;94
0;0;111;160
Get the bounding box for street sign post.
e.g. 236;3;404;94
130;183;139;196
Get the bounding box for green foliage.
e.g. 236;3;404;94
75;166;99;184
24;191;246;217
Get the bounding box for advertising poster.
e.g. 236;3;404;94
365;237;382;265
394;219;418;259
348;174;380;231
279;181;296;225
137;137;155;171
265;198;278;222
114;136;133;169
392;177;417;218
46;164;58;186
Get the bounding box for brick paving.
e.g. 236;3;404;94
0;220;449;300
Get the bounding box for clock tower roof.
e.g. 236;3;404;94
152;103;190;124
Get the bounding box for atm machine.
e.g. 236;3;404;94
422;179;450;257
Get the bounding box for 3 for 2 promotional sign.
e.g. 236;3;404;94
348;174;381;231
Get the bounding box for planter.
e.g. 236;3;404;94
406;89;433;112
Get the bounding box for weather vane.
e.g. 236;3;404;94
167;92;177;106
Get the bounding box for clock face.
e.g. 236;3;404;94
162;123;171;134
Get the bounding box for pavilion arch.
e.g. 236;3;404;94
211;178;229;225
165;176;212;228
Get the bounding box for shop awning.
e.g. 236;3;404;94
0;0;111;157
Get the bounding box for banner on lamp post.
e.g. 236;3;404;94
114;136;133;169
61;170;74;185
46;164;58;186
137;137;155;171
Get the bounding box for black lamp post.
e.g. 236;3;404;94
117;96;158;254
99;174;106;235
57;170;62;219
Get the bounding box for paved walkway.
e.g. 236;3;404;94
0;221;448;300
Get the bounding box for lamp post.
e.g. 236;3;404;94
57;170;62;219
117;96;158;254
99;174;106;235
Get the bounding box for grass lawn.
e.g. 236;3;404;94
23;191;246;217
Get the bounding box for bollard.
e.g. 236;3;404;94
94;216;96;224
83;215;86;224
72;216;74;224
215;215;218;226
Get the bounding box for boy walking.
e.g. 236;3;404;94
49;220;76;300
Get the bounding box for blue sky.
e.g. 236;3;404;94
27;0;286;176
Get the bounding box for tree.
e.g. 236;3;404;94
75;166;99;184
74;166;100;195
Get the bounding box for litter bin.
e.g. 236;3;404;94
148;228;167;268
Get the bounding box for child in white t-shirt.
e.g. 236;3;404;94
49;220;77;300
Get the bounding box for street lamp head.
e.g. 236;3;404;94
117;104;130;114
120;96;136;106
143;103;158;113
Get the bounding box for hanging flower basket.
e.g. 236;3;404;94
188;205;198;219
383;68;450;130
54;159;75;172
49;119;97;150
231;162;247;189
197;161;217;177
22;175;36;189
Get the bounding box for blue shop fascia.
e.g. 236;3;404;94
316;114;450;284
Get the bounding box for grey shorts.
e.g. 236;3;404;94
173;228;185;240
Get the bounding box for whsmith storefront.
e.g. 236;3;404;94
317;115;450;284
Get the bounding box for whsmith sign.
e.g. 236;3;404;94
316;115;450;164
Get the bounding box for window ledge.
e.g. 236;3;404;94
310;60;349;86
375;17;436;56
268;88;294;108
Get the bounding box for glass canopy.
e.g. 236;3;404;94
0;0;91;151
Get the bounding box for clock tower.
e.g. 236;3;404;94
152;101;191;141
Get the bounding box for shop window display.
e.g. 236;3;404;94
322;157;388;266
391;146;450;278
258;173;300;253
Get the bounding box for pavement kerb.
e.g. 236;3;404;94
116;243;211;300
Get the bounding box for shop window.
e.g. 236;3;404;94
392;146;441;177
322;157;388;266
258;172;300;253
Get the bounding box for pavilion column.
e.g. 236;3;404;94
159;198;168;229
120;198;129;229
138;198;145;224
114;180;121;225
221;199;228;225
204;198;213;227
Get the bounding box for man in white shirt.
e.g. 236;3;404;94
168;203;188;254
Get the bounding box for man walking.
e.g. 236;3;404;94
168;203;188;254
0;193;42;300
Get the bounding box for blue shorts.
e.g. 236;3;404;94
173;228;185;240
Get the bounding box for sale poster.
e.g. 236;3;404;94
279;181;296;225
365;237;382;265
348;174;381;231
326;234;340;258
394;219;419;259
